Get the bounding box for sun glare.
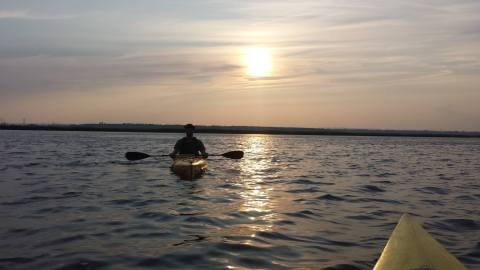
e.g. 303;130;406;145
243;47;273;77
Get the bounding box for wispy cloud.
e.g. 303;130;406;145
0;9;74;20
0;10;28;19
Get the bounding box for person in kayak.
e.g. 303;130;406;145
169;124;208;158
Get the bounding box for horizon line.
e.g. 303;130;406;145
1;122;480;135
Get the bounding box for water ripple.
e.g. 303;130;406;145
0;131;479;270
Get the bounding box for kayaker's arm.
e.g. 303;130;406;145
170;139;182;158
198;140;208;158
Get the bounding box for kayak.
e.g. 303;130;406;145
171;155;208;180
373;213;467;270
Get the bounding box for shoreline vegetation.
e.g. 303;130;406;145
1;123;480;138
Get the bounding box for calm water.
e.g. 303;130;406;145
0;130;479;270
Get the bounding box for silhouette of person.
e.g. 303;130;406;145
169;124;208;158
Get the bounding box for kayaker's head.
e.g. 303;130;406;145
184;123;195;137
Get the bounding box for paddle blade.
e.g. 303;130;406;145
222;151;244;159
125;152;151;161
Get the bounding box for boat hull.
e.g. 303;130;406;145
373;213;467;270
171;156;208;180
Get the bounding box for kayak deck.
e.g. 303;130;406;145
374;213;467;270
171;156;208;180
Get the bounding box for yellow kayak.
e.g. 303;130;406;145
374;213;468;270
171;156;208;180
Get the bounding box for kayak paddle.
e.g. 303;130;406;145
125;152;163;161
125;151;244;161
214;151;244;159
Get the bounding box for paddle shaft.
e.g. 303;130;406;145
125;150;243;161
151;153;236;158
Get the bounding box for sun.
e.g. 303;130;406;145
243;47;273;77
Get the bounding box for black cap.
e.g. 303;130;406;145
184;123;195;129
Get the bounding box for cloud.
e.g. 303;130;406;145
0;9;74;20
0;51;245;100
0;10;28;19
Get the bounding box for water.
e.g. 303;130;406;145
1;130;479;270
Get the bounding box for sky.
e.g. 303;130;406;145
0;0;479;131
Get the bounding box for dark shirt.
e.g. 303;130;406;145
174;137;205;155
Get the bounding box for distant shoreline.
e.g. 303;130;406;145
1;123;479;138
